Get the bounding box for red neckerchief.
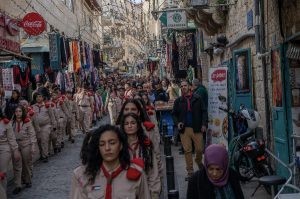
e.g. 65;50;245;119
37;102;44;113
101;165;123;199
183;92;192;111
16;118;22;132
128;142;139;158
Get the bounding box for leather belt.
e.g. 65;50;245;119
79;105;89;107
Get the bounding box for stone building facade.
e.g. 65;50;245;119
181;0;300;178
0;0;102;46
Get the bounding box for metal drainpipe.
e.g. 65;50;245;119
255;0;261;54
259;0;272;146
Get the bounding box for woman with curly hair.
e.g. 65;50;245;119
11;105;37;194
71;124;150;199
121;113;161;199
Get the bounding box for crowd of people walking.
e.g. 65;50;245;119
0;71;245;199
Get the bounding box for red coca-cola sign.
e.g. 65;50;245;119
211;69;227;82
19;12;46;36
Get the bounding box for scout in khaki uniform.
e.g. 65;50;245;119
66;90;78;143
70;125;150;199
121;113;161;199
0;109;20;195
12;106;37;194
76;87;93;134
116;99;164;179
31;92;56;162
105;89;121;125
51;89;69;149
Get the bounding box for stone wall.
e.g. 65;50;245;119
200;0;268;133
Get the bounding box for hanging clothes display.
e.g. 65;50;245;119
81;41;87;68
60;36;67;68
72;41;81;73
85;44;91;70
93;49;100;68
68;40;74;73
90;47;94;71
13;64;30;87
2;68;14;91
0;68;3;88
49;33;61;71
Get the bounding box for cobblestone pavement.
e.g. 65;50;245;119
7;117;110;199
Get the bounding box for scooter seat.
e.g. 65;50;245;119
259;175;286;186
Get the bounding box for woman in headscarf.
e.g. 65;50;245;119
187;144;244;199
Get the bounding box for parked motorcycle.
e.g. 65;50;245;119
219;105;273;194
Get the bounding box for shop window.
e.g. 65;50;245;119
272;49;283;107
234;50;250;93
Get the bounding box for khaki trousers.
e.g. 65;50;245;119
39;125;51;158
0;147;11;193
79;107;92;133
13;145;32;187
180;127;204;175
57;118;66;144
66;114;76;139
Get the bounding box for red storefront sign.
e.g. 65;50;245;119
211;69;227;82
19;12;46;36
0;13;20;53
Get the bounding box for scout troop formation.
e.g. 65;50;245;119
0;84;97;198
1;73;173;198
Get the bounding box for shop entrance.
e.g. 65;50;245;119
228;48;253;112
227;48;253;140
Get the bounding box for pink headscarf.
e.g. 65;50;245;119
204;144;229;187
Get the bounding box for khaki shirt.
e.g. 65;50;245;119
66;98;79;118
77;93;93;108
12;119;37;147
71;165;150;199
0;120;18;152
31;102;56;128
128;145;161;198
52;100;68;120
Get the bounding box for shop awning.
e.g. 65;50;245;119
0;48;32;60
21;36;49;53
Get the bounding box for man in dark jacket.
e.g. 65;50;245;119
172;80;208;180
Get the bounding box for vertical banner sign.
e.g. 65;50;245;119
49;33;61;71
207;67;228;148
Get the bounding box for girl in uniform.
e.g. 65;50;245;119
0;109;20;195
71;124;150;199
121;113;161;198
116;99;163;177
11;106;37;193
